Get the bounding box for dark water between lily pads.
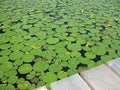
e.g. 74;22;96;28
0;0;120;89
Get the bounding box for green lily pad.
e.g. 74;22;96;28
68;58;80;66
78;66;87;73
22;24;32;29
67;43;82;51
67;69;78;76
9;51;24;61
85;52;96;59
8;76;18;84
66;37;76;42
70;51;81;57
17;80;30;90
0;56;9;64
33;61;49;72
14;59;23;66
30;49;42;55
0;84;6;90
0;71;4;79
5;71;17;78
83;46;91;51
47;37;59;44
18;64;32;74
0;49;11;55
57;71;68;79
10;36;23;43
87;61;96;69
0;37;10;44
22;55;35;62
0;44;11;49
0;62;13;72
80;58;91;64
91;46;106;55
10;44;24;51
6;84;15;90
101;55;112;63
48;64;62;73
42;72;57;83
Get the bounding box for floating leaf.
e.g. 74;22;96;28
67;43;82;51
48;64;62;73
22;55;35;62
47;37;59;44
14;59;23;66
0;56;9;64
42;72;57;83
10;44;24;51
0;71;4;79
33;61;49;72
10;36;23;43
67;69;78;76
0;84;6;90
91;46;106;55
0;44;11;49
6;84;15;90
0;62;13;72
18;64;32;74
8;76;18;84
57;71;68;79
66;37;76;42
70;51;81;57
9;51;24;61
0;49;11;56
17;80;30;90
87;61;96;69
85;52;96;59
78;66;87;73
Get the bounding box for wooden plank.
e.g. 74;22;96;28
34;86;47;90
81;64;120;90
107;58;120;76
50;74;91;90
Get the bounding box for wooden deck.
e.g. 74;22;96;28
50;58;120;90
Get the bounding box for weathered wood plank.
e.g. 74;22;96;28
50;74;91;90
34;86;47;90
107;58;120;76
81;64;120;90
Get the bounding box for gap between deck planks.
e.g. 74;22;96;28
50;58;120;90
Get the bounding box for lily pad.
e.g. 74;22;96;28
9;51;24;61
33;61;49;72
91;46;106;55
22;55;35;62
70;51;81;57
8;76;18;84
67;43;82;51
18;64;32;74
85;52;96;59
0;62;13;72
0;56;9;64
42;72;57;83
47;37;59;44
48;64;62;73
0;84;6;90
10;44;24;51
57;71;68;79
0;71;4;79
67;69;78;76
0;49;11;56
10;36;23;43
6;84;15;90
0;44;11;49
17;80;30;90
